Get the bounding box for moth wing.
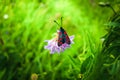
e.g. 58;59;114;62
64;31;71;44
58;32;65;46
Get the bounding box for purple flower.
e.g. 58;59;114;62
44;33;74;54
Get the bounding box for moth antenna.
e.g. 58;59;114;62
54;17;63;27
54;20;61;27
61;17;63;26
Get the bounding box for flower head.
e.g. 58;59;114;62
31;73;39;80
44;31;74;54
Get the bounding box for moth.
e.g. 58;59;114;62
54;17;71;46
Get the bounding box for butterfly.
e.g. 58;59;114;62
54;17;71;46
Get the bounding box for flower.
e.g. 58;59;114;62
31;73;39;80
44;32;74;54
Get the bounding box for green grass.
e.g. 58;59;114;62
0;0;118;80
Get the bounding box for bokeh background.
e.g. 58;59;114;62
0;0;119;80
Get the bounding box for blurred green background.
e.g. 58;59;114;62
0;0;119;80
